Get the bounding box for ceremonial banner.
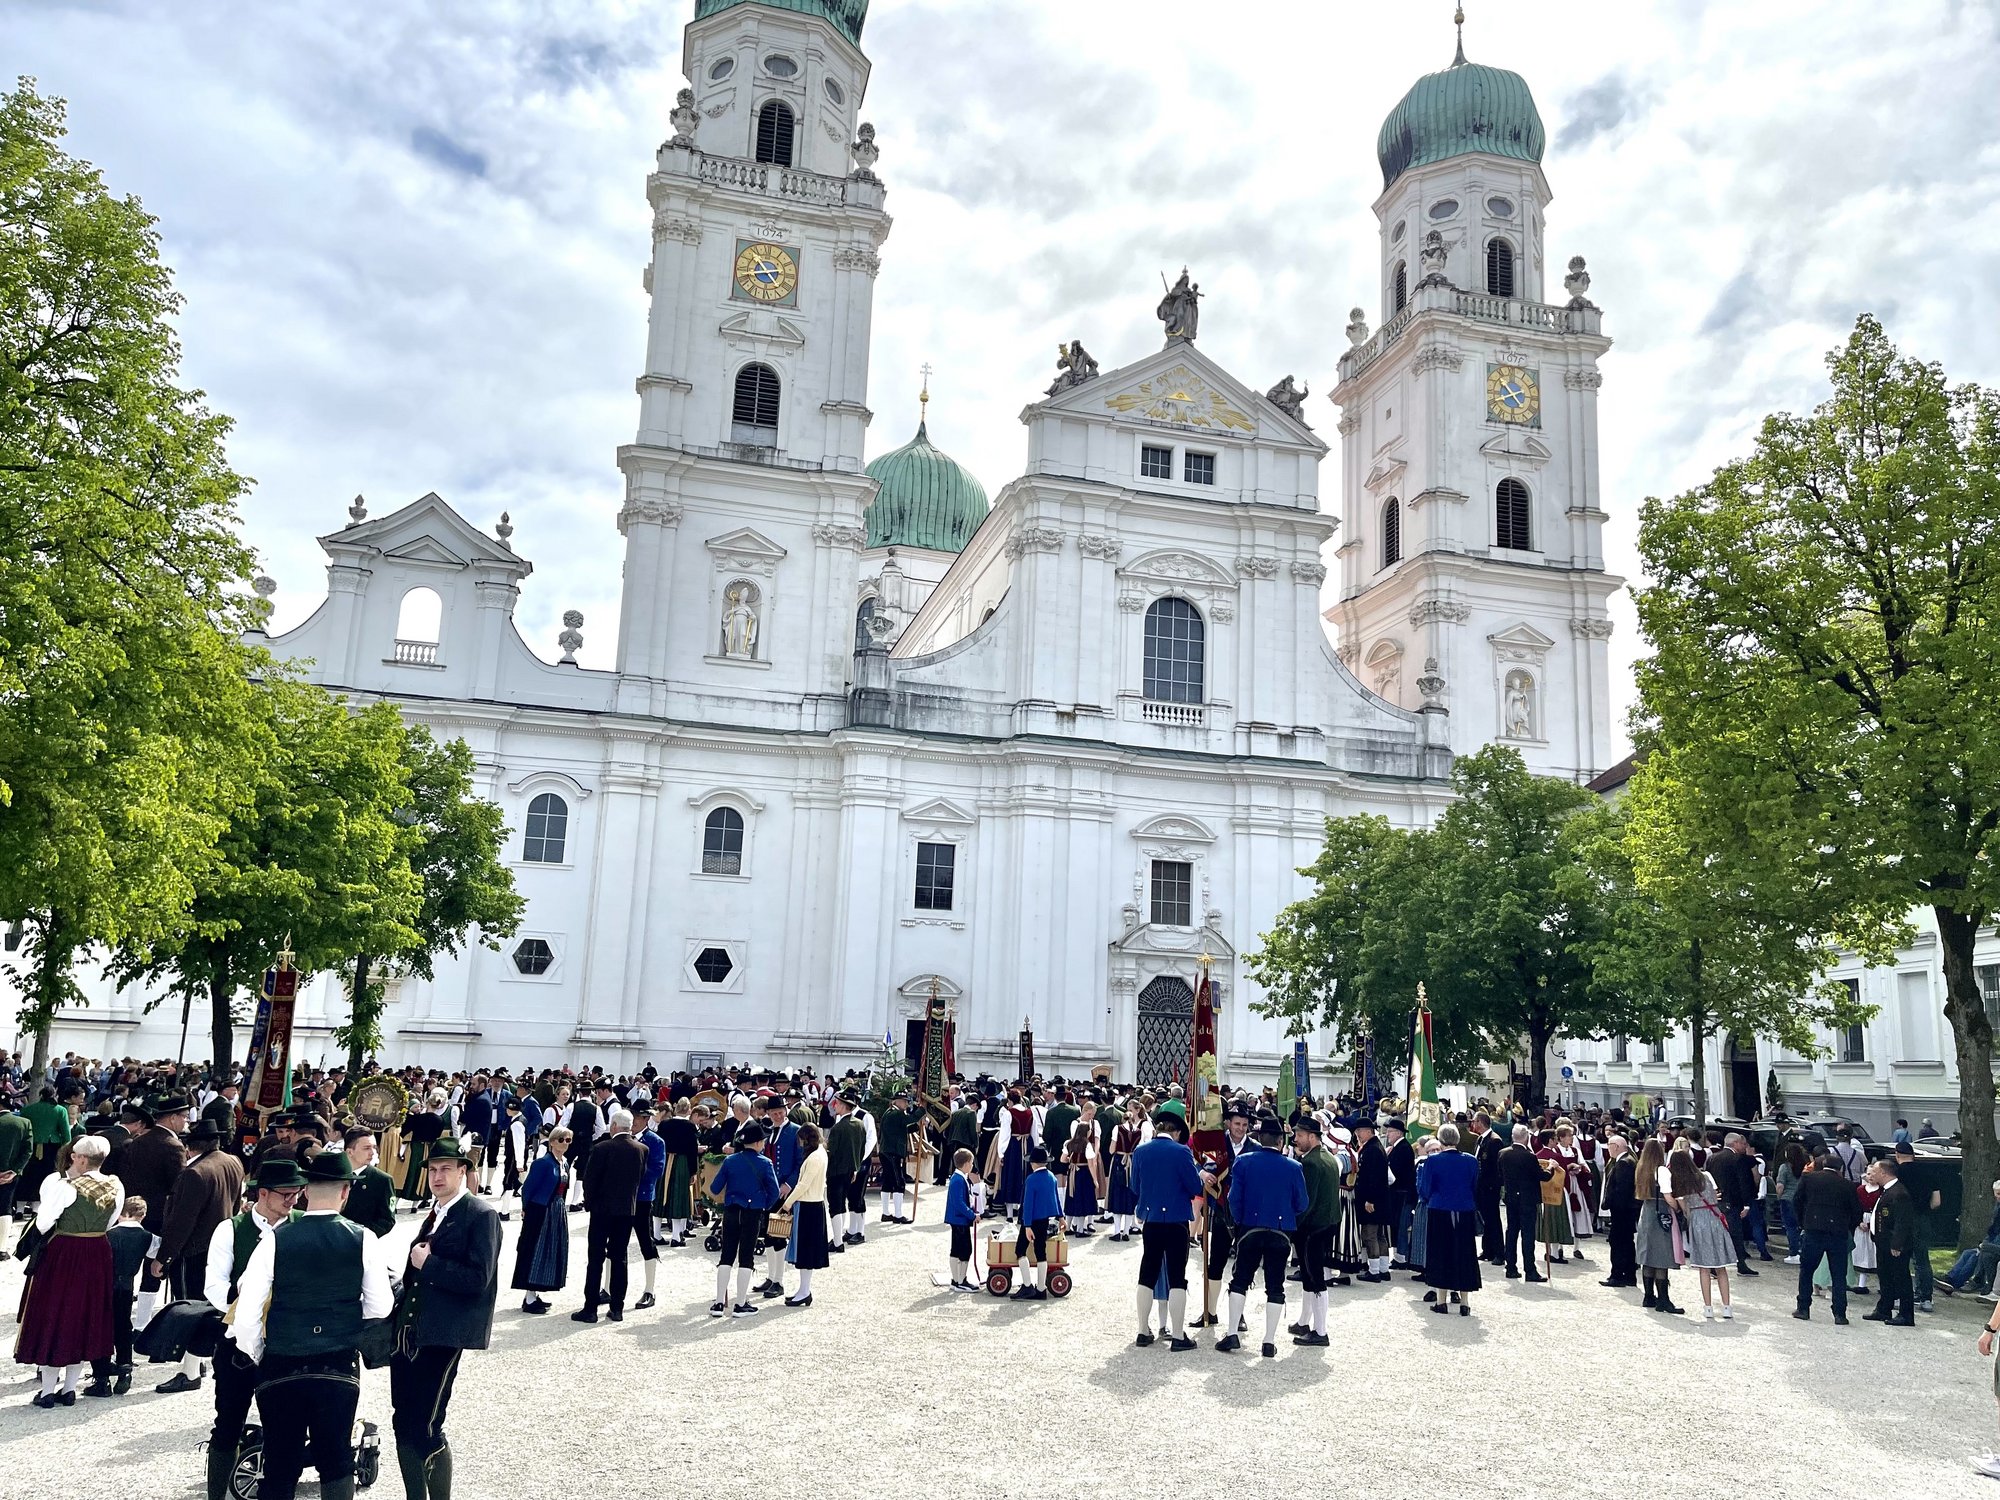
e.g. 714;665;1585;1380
918;985;949;1101
1293;1038;1311;1106
1361;1031;1383;1113
1188;963;1224;1158
1406;985;1443;1140
250;962;299;1111
1018;1017;1035;1082
1276;1052;1297;1124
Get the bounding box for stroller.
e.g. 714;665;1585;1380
223;1419;382;1499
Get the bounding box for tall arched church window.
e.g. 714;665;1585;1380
854;597;877;652
702;806;745;875
1142;596;1205;705
523;792;568;864
1495;477;1533;551
754;100;795;166
1381;498;1401;568
731;362;781;445
1486;237;1516;299
1392;261;1408;315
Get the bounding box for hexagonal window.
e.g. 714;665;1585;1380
693;946;733;985
512;938;554;976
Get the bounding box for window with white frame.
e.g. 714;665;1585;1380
1142;597;1205;704
1150;859;1193;927
914;842;956;911
1182;451;1216;486
1978;963;2000;1029
1140;444;1174;481
1836;978;1865;1061
702;807;745;875
522;793;568;864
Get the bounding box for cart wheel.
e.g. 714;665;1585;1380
231;1430;264;1500
986;1268;1012;1296
1047;1268;1073;1298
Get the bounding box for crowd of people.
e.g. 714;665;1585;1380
2;1047;1996;1492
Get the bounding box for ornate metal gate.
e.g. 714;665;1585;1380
1135;976;1195;1085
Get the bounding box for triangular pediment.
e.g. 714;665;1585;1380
902;796;975;828
319;491;529;578
1479;429;1554;464
1488;621;1557;651
1030;339;1325;453
1364;454;1408;492
704;527;788;561
719;311;806;349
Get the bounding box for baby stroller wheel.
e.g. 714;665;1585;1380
231;1425;264;1500
986;1268;1012;1296
703;1227;723;1252
1046;1268;1073;1298
354;1418;382;1488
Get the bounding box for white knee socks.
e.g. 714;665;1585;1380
1263;1301;1283;1346
891;1192;904;1219
1167;1287;1188;1337
1311;1291;1328;1335
1136;1286;1156;1334
734;1267;754;1304
38;1366;58;1397
60;1364;81;1394
179;1352;205;1380
715;1265;731;1303
950;1257;967;1284
795;1267;814;1296
644;1258;658;1293
672;1218;688;1241
1226;1290;1246;1336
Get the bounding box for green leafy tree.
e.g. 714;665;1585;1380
0;80;263;1066
336;727;523;1078
112;679;422;1071
1566;752;1864;1129
1635;315;2000;1245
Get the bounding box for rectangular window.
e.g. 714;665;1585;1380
1149;859;1193;927
1978;964;2000;1029
1896;969;1935;1061
1140;445;1173;481
1837;978;1866;1062
1612;1037;1629;1064
1183;451;1216;486
1646;1039;1666;1065
914;842;956;911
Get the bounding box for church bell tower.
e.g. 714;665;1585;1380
614;0;890;725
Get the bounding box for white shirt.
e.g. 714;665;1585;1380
35;1170;124;1234
208;1204;292;1317
232;1209;394;1364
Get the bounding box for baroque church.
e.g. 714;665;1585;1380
35;0;1620;1081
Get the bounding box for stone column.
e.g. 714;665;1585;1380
571;750;660;1058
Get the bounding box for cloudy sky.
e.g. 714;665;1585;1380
14;0;2000;750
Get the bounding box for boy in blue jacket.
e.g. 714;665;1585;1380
1013;1147;1064;1301
709;1124;781;1319
944;1148;981;1291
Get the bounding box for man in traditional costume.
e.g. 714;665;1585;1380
629;1100;667;1309
574;1110;646;1323
340;1126;397;1237
1130;1110;1202;1349
1290;1116;1340;1346
151;1116;243;1393
876;1090;921;1224
1195;1104;1254;1328
1352;1118;1395;1282
1216;1115;1308;1357
825;1091;869;1249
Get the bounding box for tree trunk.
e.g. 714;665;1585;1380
1526;1013;1551;1110
346;952;374;1082
1937;906;1997;1251
1689;1007;1708;1136
25;912;72;1077
208;952;234;1075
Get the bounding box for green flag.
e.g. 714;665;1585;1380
1276;1051;1297;1124
1408;987;1442;1140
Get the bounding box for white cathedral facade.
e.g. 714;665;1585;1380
30;0;1621;1082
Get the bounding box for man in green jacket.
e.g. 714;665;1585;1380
826;1092;869;1249
21;1085;75;1202
1041;1090;1079;1171
1291;1116;1340;1347
875;1092;922;1224
0;1097;33;1258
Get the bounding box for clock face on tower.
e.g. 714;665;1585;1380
1486;364;1541;426
732;239;800;307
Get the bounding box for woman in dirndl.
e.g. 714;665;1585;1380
782;1124;829;1308
1418;1125;1482;1315
1634;1138;1685;1315
1327;1124;1363;1286
397;1090;449;1204
1062;1118;1102;1234
1670;1152;1736;1320
1408;1136;1437;1283
1533;1131;1576;1271
996;1094;1033;1219
15;1134;123;1407
511;1127;573;1313
1106;1102;1146;1240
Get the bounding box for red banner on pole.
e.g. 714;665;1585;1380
252;963;298;1111
1188;962;1225;1159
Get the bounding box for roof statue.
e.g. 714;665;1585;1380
1157;268;1201;343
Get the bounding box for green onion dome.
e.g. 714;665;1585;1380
1377;53;1545;191
693;0;867;46
863;421;988;552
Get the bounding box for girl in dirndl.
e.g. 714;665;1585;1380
1634;1139;1686;1314
511;1127;573;1312
1670;1152;1736;1320
15;1134;123;1406
1106;1103;1146;1240
782;1124;829;1308
995;1094;1033;1220
1063;1118;1102;1234
1533;1131;1576;1271
397;1091;449;1204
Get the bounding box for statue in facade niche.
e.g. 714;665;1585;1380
1157;267;1201;342
1504;670;1535;738
721;583;760;660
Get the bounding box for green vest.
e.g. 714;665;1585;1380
877;1108;914;1159
265;1215;366;1358
229;1207;301;1301
827;1115;867;1176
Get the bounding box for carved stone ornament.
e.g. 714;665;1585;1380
832;246;881;276
1564;254;1598;311
1117;590;1146;613
1046;339;1100;395
1264;374;1310;422
823;120;843;143
1235;555;1279;580
495;511;514;543
669;87;699;148
248;574;276;628
1209;601;1235;624
849;122;880;182
346;494;367;527
1502;668;1537;739
617;497;685;535
704;103;729;118
1103;364;1252;432
812;521;868;549
1415;656;1448;707
1345;307;1370;347
1413;345;1464;374
1337;410;1361;437
1004;526;1064;558
1417;229;1451;288
558;610;585;663
1291;560;1327;585
1077;533;1122;560
653;210;702;245
1408;598;1470;627
1565;368;1605;391
1335;640;1359;666
1570;616;1615;639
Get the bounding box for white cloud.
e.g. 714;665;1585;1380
14;0;2000;752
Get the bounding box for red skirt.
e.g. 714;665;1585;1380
14;1234;115;1368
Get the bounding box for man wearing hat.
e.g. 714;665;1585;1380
1216;1113;1308;1357
707;1121;782;1317
1352;1117;1394;1282
1195;1102;1255;1330
877;1089;922;1225
825;1091;869;1249
120;1094;190;1331
1290;1115;1340;1347
151;1114;245;1393
757;1096;801;1297
1130;1110;1203;1349
391;1136;501;1500
187;1158;305;1494
630;1099;667;1308
235;1151;393;1500
1384;1118;1416;1268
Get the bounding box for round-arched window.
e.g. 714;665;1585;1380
1381;498;1402;568
1142;597;1205;705
702;806;745;875
1486;237;1517;299
1496;477;1533;551
754;99;795;166
523;792;568;864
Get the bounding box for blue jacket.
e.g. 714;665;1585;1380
771;1121;802;1187
1416;1149;1479;1213
945;1172;977;1226
1228;1146;1309;1231
711;1149;782;1210
1022;1167;1063;1224
521;1151;569;1208
518;1096;543;1137
1130;1136;1204;1224
636;1127;666;1201
460;1090;496;1140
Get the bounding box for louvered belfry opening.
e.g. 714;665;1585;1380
755;99;795;166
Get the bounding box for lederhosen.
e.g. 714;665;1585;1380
254;1217;367;1497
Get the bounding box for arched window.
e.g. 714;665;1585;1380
1495;477;1533;551
523;792;568;864
1486;237;1516;299
854;596;876;652
754;100;795;166
732;362;781;444
702;806;745;875
1381;497;1401;568
1142;596;1205;704
1392;261;1408;315
394;586;442;664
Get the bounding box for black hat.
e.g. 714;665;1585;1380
1352;1117;1376;1133
737;1123;768;1146
1151;1111;1186;1136
1383;1118;1407;1135
630;1099;654;1116
120;1101;156;1126
151;1094;192;1117
1255;1113;1285;1140
1223;1102;1252;1122
1293;1115;1323;1137
1028;1146;1050;1165
764;1095;789;1111
426;1136;470;1164
303;1151;355;1184
253;1158;306;1191
892;1090;910;1102
837;1089;861;1106
187;1119;223;1145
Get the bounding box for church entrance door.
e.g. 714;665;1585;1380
1136;976;1195;1086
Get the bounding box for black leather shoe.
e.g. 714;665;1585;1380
31;1392;55;1409
1135;1332;1154;1347
112;1371;130;1394
84;1380;114;1398
1260;1342;1276;1358
1168;1336;1196;1351
155;1373;202;1394
1214;1334;1241;1352
1737;1265;1759;1277
634;1292;656;1310
1833;1314;1850;1325
571;1308;598;1323
56;1390;75;1406
1292;1331;1329;1346
1792;1309;1810;1321
606;1307;623;1322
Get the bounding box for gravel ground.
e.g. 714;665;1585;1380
2;1201;1994;1498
